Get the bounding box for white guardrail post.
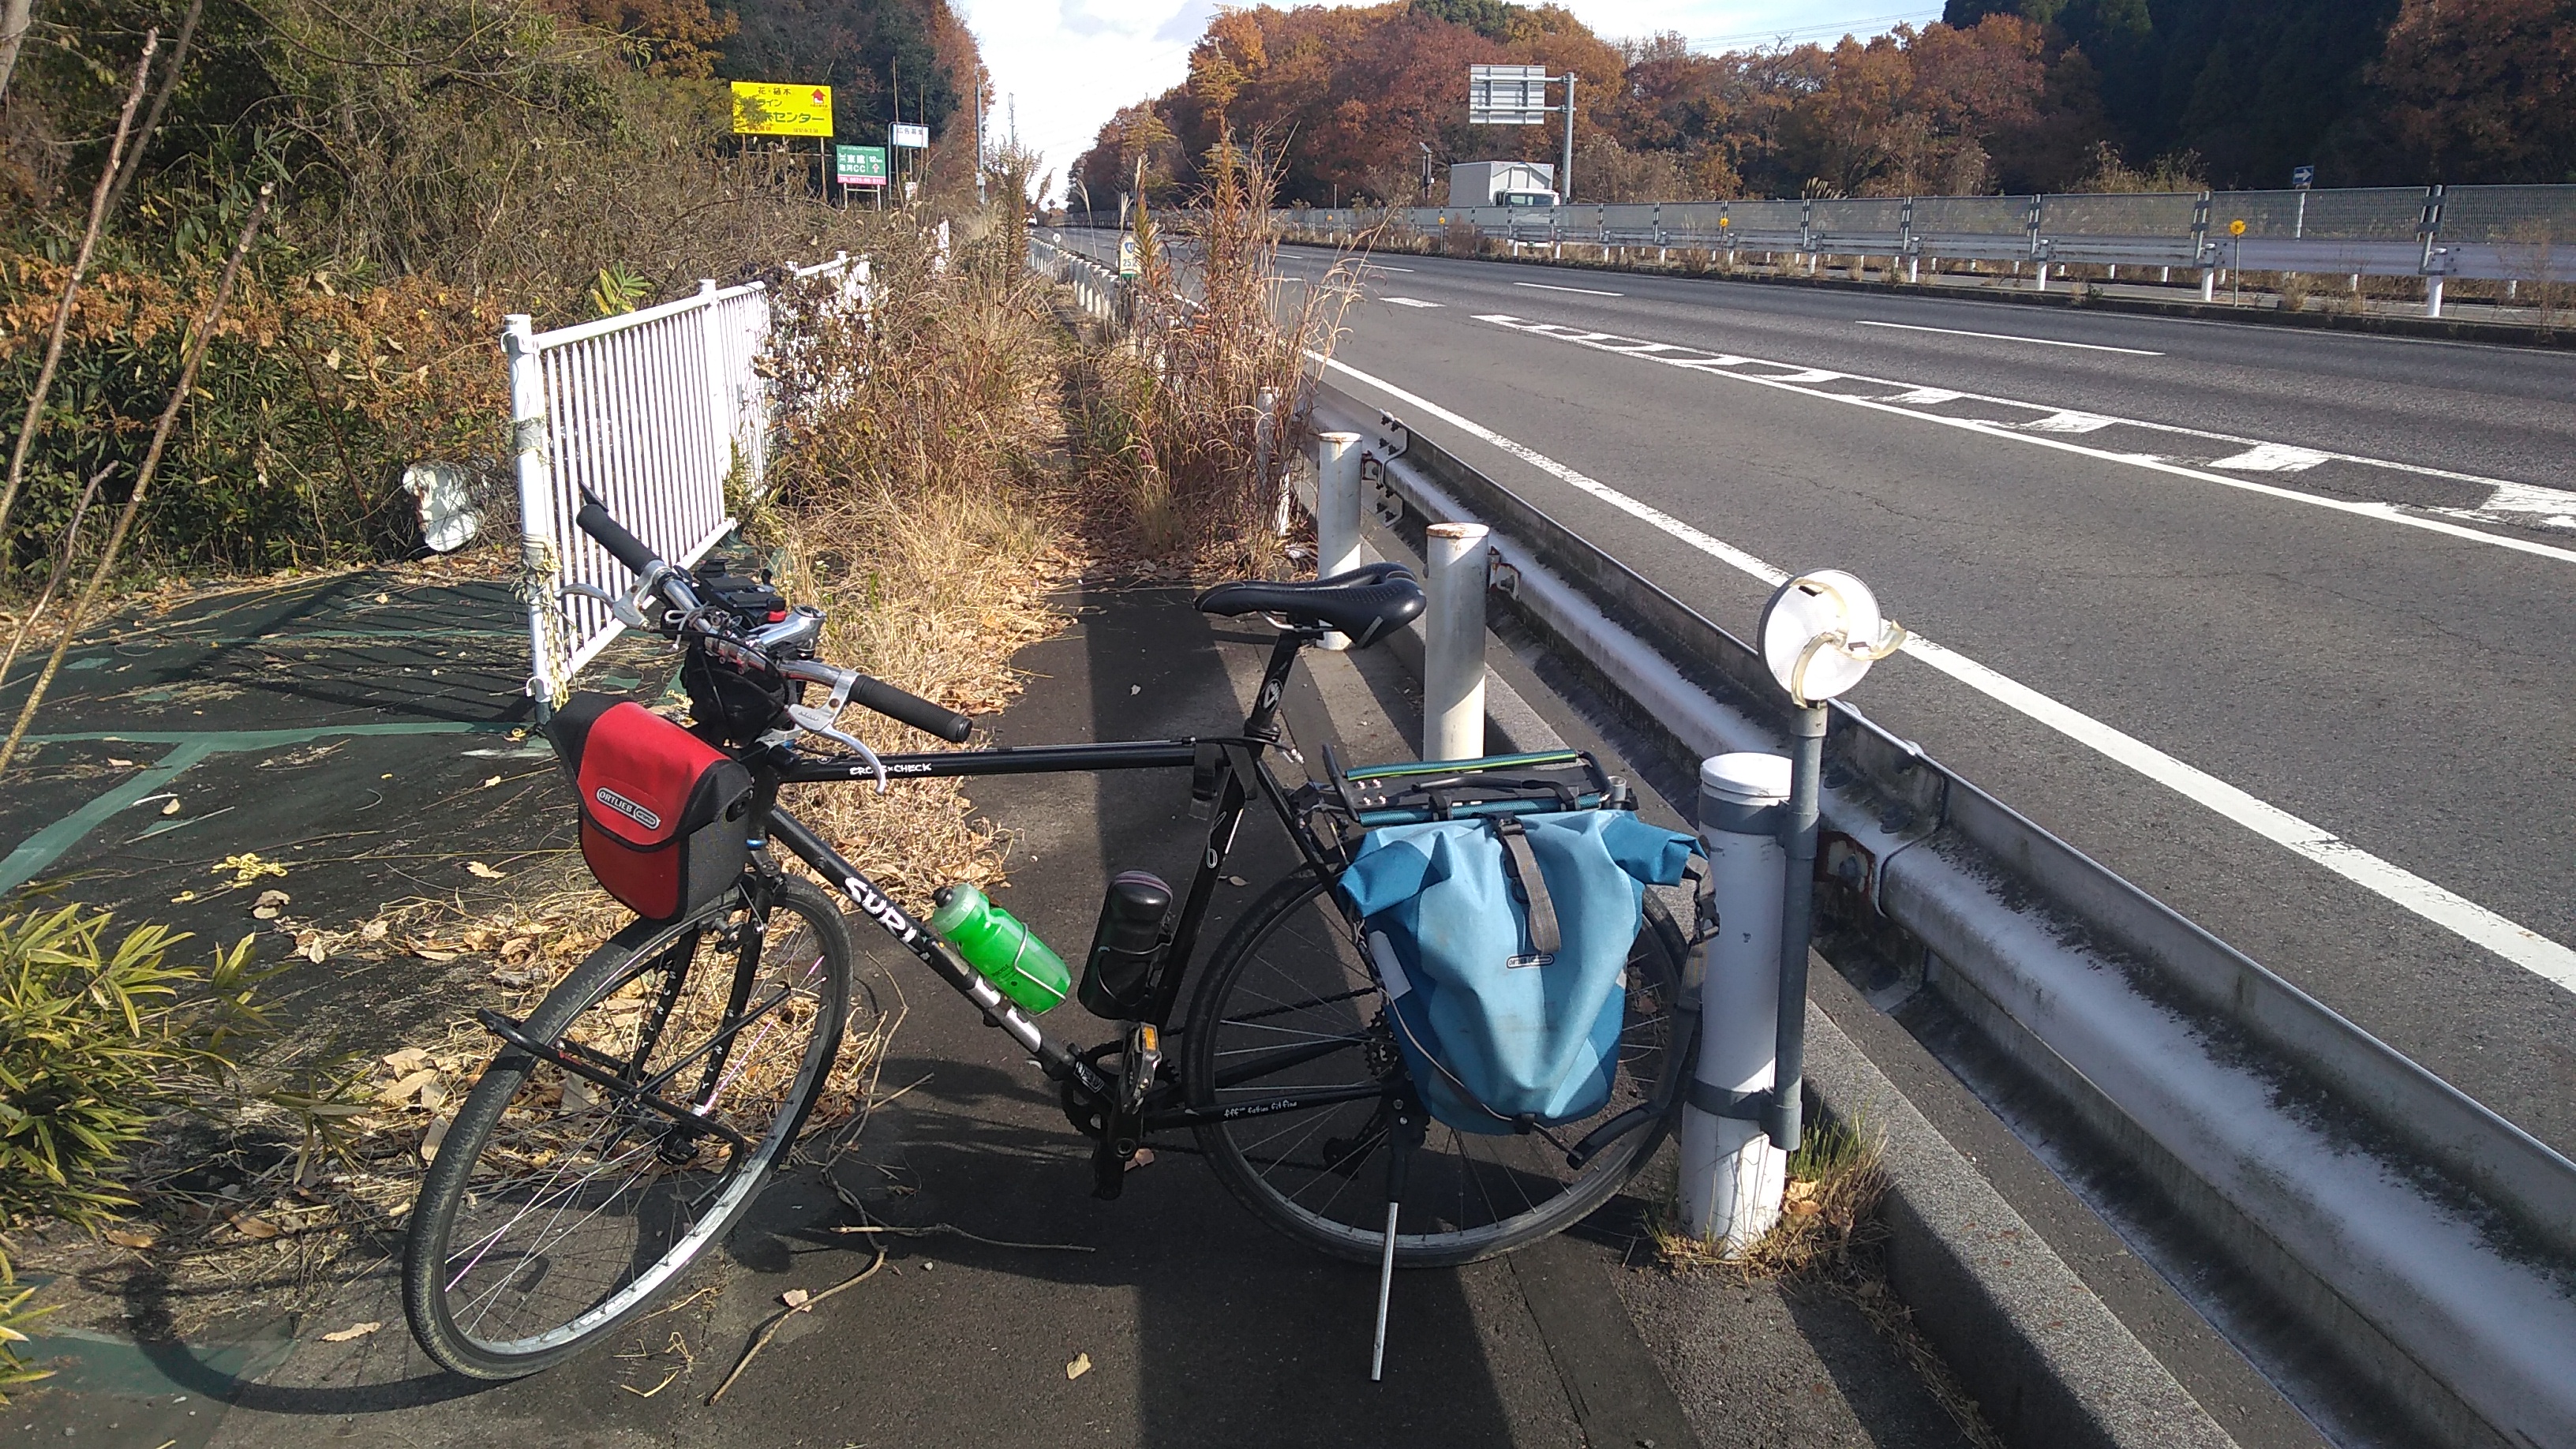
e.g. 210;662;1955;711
1680;752;1791;1249
1312;431;1363;651
1421;521;1489;760
503;313;562;704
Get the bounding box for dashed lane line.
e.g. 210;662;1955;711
1320;354;2576;994
1855;318;2166;355
1472;313;2576;560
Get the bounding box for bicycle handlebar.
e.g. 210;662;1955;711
575;494;658;576
571;496;975;745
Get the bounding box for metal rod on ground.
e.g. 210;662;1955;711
1679;752;1792;1249
1312;431;1362;651
1421;522;1489;762
1259;386;1282;536
1766;704;1825;1152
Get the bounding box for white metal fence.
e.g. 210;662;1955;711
505;252;868;704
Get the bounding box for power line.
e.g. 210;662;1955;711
1685;7;1943;51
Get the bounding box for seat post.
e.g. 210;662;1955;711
1242;629;1312;741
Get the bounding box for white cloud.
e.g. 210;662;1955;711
956;0;1939;205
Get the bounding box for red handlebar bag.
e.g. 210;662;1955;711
545;693;755;923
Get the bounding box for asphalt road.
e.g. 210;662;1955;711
1064;230;2576;1162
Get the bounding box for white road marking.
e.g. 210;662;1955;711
1512;281;1623;296
1381;297;1443;309
2445;481;2576;530
2022;410;2119;433
1477;315;2576;567
1857;318;2166;356
1366;264;1417;272
1761;368;1845;384
1881;387;1964;405
2210;442;2332;472
1320;354;2576;993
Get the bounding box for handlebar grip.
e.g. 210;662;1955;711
575;497;659;576
850;674;973;743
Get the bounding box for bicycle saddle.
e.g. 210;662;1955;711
1194;562;1426;648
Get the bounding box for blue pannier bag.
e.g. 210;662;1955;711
1336;809;1700;1134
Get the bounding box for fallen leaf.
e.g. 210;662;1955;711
109;757;137;767
160;797;182;815
466;861;505;879
374;593;391;604
383;1047;432;1075
1226;876;1248;887
481;775;502;788
230;1213;282;1240
103;1227;157;1249
411;943;459;963
1123;1148;1156;1172
421;1114;453;1160
780;1288;811;1309
1786;1199;1825;1219
379;1069;440;1106
1065;1352;1092;1381
1784;1178;1818;1203
298;938;327;963
320;1321;382;1343
359;919;390;941
255;889;290;909
170;890;198;904
417;1080;448;1113
560;1076;596;1114
213;852;286;887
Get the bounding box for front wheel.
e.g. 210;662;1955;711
403;874;852;1380
1185;866;1690;1268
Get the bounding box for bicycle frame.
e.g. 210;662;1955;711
758;627;1346;1123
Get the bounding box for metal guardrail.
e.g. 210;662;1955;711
1249;183;2576;290
504;251;868;704
1303;377;2576;1449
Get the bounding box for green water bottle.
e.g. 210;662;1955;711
927;882;1071;1015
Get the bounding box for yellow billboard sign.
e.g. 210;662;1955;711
731;81;833;137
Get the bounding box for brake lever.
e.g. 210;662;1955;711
560;581;651;631
786;702;888;792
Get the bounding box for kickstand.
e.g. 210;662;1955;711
1371;1095;1423;1382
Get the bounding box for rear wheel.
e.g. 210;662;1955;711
1185;866;1689;1267
402;874;852;1379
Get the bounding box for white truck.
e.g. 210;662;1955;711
1448;160;1558;208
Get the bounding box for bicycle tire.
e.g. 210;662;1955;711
1185;865;1690;1268
403;874;852;1379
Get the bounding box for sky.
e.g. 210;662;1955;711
955;0;1945;205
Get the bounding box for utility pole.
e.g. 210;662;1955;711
1559;73;1576;204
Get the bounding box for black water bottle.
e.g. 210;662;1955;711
1080;871;1173;1019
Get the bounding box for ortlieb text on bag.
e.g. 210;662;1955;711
1337;808;1698;1133
545;694;755;923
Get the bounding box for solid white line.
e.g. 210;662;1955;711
1380;297;1443;309
1482;316;2576;568
1319;354;2576;994
1858;319;2165;356
1366;265;1417;272
1512;281;1623;296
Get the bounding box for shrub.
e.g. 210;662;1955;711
0;906;268;1271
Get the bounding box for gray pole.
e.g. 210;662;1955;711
1765;703;1825;1151
1559;73;1576;204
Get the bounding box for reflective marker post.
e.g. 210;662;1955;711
1422;522;1490;761
1679;752;1792;1249
1680;571;1906;1250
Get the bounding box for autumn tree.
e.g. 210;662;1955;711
2375;0;2576;184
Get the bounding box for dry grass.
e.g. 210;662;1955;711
1067;134;1360;579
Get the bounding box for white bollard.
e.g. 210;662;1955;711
1421;522;1489;762
2034;260;2050;290
2200;268;2216;301
1906;256;1919;284
1678;752;1792;1249
1312;432;1363;652
2425;274;2445;318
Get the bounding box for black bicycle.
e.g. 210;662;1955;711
402;497;1694;1380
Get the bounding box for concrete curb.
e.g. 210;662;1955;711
1802;1000;2237;1449
1333;499;2238;1449
1280;234;2576;352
